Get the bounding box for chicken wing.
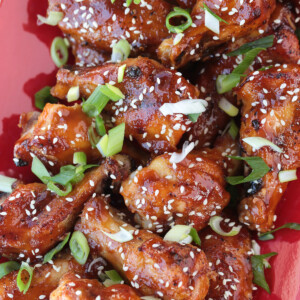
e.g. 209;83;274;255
158;0;276;68
237;64;300;232
47;0;172;63
199;212;253;300
0;155;131;261
50;272;141;300
0;251;101;300
14;103;98;172
76;195;212;300
51;57;199;154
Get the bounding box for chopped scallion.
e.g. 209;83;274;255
0;175;17;194
37;11;63;26
69;231;90;265
31;156;51;184
73;152;87;166
34;86;58;110
209;216;241;236
164;225;201;245
0;261;20;279
278;169;298;183
166;7;192;34
102;227;133;243
103;270;123;287
258;222;300;241
228;120;239;139
243;137;283;153
111;40;131;62
67;86;80;102
218;98;239;117
50;37;69;68
95;116;106;137
99;84;125;102
118;64;126;83
17;262;34;294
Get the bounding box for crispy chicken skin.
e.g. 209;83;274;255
199;212;253;300
158;0;276;68
237;64;300;232
14;103;98;172
121;150;230;232
48;0;172;61
0;155;131;261
76;195;212;300
0;252;96;300
50;272;141;300
51;57;199;153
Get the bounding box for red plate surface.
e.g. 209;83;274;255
0;1;300;299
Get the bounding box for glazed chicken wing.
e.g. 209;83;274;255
51;57;199;154
237;64;300;232
14;103;98;172
47;0;172;63
0;155;131;261
199;212;253;300
76;195;212;300
50;272;141;300
121;150;230;233
158;0;276;68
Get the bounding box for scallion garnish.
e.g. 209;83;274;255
164;225;201;245
166;7;192;34
226;156;270;185
99;84;125;102
69;231;90;265
95;116;106;137
67;86;80;102
188;113;200;123
17;262;34;294
278;169;298;183
258;222;300;241
118;64;126;83
218;97;239;117
43;233;71;263
97;123;125;157
111;40;131;62
31;156;51;184
251;252;277;293
47;181;72;197
73;152;87;166
88;126;101;148
228;120;239;140
37;11;63;26
0;261;20;279
243;137;283;153
103;270;123;287
0;175;17;194
203;3;228;35
102;227;133;243
34;86;58;110
209;216;241;236
50;37;69;68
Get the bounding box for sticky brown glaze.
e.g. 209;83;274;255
0;155;131;261
51;57;199;154
237;64;300;232
175;0;197;9
48;0;172;61
121;147;231;233
158;0;276;68
0;251;100;300
76;196;212;300
14;103;99;172
199;212;253;300
50;272;141;300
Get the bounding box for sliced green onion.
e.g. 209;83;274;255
258;222;300;241
227;35;275;57
216;73;242;94
73;152;87;166
37;11;63;26
251;252;277;293
243;137;283;153
43;233;70;263
0;175;17;194
228;120;239;139
102;227;133;243
226;156;270;185
69;231;90;265
50;37;69;68
203;3;227;35
99;84;125;102
95;116;106;137
203;4;228;24
17;262;34;294
82;86;110;117
31;156;51;184
164;225;201;245
34;86;58;110
173;33;184;45
47;181;72;196
166;7;192;34
0;261;20;279
278;170;298;183
188;113;200;123
88;126;101;148
209;216;241;236
141;297;161;300
169;141;195;164
103;270;123;287
118;64;126;83
218;98;239;117
67;86;80;102
97;123;125;157
111;40;131;62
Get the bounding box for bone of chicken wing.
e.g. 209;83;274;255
76;195;212;300
14;103;98;172
237;64;300;232
0;155;131;261
47;0;172;63
51;57;199;154
50;272;141;300
158;0;276;68
0;251;100;300
199;212;253;300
